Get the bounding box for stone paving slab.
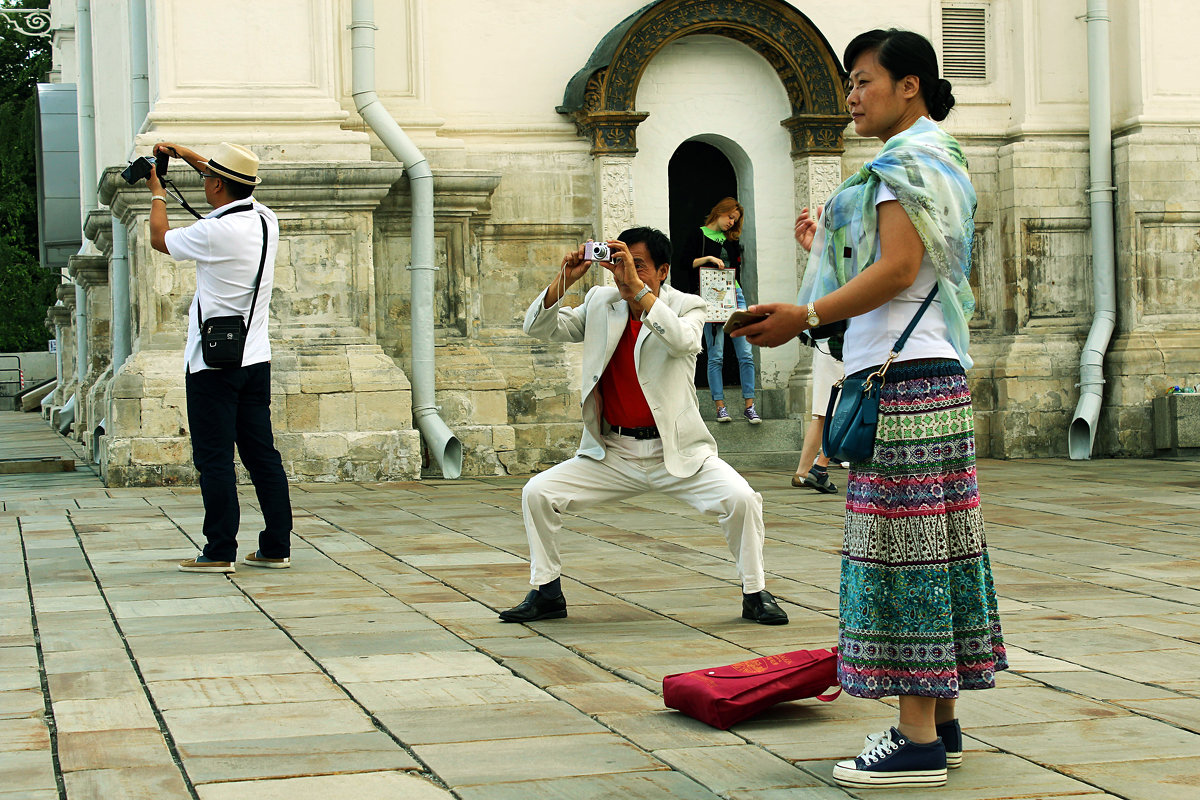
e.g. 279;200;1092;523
193;770;449;800
1;410;1200;798
176;732;419;785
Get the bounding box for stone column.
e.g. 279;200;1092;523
67;252;109;447
50;284;77;412
80;212;116;461
786;154;844;417
44;303;72;418
98;162;423;487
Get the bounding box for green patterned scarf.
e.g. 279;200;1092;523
798;117;978;367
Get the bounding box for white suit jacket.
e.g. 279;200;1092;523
524;283;718;478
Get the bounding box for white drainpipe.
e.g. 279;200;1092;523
348;0;462;479
129;0;149;135
69;0;97;427
1068;0;1117;460
111;0;148;372
110;220;130;370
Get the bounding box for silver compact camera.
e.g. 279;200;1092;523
583;241;616;262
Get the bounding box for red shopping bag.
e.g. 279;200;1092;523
662;647;841;729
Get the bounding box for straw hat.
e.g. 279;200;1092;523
206;142;261;185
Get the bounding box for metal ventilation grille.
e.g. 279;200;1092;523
942;6;988;81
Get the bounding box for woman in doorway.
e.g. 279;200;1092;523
679;197;759;423
733;29;1006;789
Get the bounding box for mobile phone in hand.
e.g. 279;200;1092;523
723;310;768;335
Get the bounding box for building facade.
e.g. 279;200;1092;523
35;0;1200;485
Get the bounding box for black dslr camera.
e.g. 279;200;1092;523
120;153;169;184
798;319;846;362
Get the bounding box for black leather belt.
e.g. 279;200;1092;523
610;424;660;440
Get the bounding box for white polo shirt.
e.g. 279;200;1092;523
164;198;279;373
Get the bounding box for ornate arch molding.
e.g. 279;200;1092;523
558;0;849;156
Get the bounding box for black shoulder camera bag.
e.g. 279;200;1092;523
196;205;268;369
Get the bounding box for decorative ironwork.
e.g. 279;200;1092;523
0;8;51;38
561;0;849;156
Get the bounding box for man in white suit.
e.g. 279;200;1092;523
499;227;788;626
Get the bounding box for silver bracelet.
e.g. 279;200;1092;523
634;284;651;303
151;195;167;203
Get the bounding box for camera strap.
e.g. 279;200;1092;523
196;204;269;335
161;176;204;219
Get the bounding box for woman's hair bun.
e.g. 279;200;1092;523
931;78;956;121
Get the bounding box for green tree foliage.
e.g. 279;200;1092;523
0;1;55;352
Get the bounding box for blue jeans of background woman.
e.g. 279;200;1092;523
705;286;755;402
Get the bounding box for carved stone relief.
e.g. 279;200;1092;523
597;156;636;238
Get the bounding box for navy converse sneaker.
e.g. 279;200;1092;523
938;719;963;768
864;719;963;769
833;727;947;789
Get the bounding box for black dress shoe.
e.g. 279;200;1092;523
742;589;789;625
498;589;567;623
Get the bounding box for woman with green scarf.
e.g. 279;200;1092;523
734;29;1006;790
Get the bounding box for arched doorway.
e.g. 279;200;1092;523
669;141;736;296
668;140;742;390
559;0;849;419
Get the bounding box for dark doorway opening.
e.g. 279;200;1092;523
668;140;742;392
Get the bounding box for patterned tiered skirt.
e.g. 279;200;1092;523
838;358;1007;699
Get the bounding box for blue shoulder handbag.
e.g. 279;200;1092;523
822;286;939;464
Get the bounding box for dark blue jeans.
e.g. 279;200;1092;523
185;362;292;562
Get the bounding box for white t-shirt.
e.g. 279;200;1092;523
842;183;958;375
165;198;279;373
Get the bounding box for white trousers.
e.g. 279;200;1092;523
521;433;766;593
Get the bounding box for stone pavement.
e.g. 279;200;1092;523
1;411;1199;799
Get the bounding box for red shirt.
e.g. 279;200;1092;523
599;316;655;428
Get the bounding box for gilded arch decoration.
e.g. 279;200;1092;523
558;0;849;156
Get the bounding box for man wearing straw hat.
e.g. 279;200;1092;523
146;142;293;574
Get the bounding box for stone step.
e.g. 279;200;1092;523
718;449;807;472
702;415;806;473
704;417;804;452
691;386;807;471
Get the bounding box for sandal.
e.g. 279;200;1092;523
790;473;807;488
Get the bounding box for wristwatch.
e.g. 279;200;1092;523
634;284;652;303
806;302;821;328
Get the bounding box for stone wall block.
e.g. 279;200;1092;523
510;422;583;474
492;424;516;453
305;433;352;460
139;398;187;438
350;368;409;392
300;371;354;394
111;398;142;433
104;438;131;469
131;438;191;466
453;425;504;476
318;393;357;432
285;393;319;431
355;390;409;431
111;374;145;402
274;433;306;463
